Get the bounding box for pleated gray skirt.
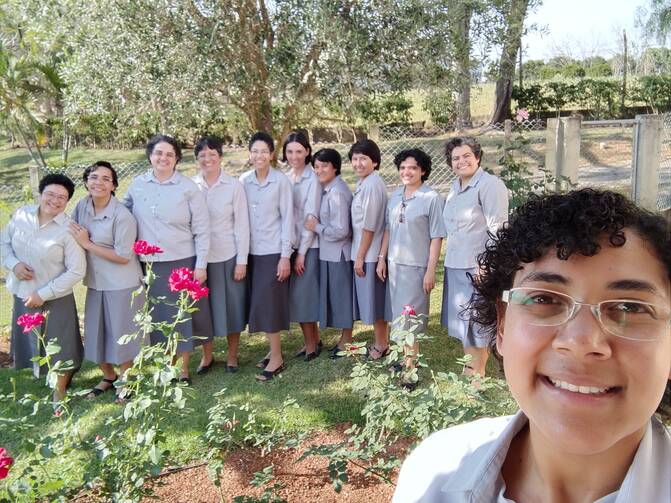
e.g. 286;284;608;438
353;262;388;325
84;286;144;365
11;293;83;378
207;256;248;335
388;261;430;332
289;248;320;323
440;267;489;348
146;258;214;353
319;254;354;329
247;254;290;333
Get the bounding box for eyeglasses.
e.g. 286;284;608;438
87;174;114;184
501;287;671;341
250;149;270;155
42;191;68;202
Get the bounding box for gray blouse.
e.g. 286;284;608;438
240;168;294;258
1;205;86;301
314;175;353;262
386;184;446;268
351;171;387;262
193;171;250;265
123;170;210;269
72;196;143;291
288;165;321;255
443;168;509;269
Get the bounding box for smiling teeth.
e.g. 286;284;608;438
548;378;609;394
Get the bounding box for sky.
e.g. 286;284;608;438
523;0;650;61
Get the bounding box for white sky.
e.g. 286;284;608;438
523;0;649;61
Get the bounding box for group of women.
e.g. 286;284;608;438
2;131;508;401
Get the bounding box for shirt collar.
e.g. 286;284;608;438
323;175;342;193
194;171;230;188
146;169;180;185
249;167;278;186
86;195;117;220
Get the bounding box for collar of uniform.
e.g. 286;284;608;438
194;171;230;188
86;195;117;220
249;167;279;186
440;410;527;497
146;169;180;185
461;167;485;192
53;209;69;227
356;170;379;190
401;183;431;201
323;175;342;193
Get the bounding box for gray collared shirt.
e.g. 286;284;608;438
314;175;353;262
386;184;446;268
72;196;143;290
287;165;322;255
394;410;671;503
240;168;294;257
123;170;210;269
1;205;86;301
351;171;387;262
193;171;250;265
443;168;509;269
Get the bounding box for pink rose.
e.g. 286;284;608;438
132;240;163;256
0;448;14;480
402;304;416;316
16;312;46;333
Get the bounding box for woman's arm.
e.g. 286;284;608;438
34;233;86;304
232;182;250;281
188;186;211;283
313;191;351;241
69;222;129;264
376;230;389;281
423;237;443;294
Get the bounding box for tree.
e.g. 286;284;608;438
638;0;671;44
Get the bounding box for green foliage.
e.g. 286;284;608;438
633;75;671;113
422;90;456;125
355;93;413;126
575;79;622;119
511;83;546;115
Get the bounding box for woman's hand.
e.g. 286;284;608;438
354;257;365;278
233;264;247;282
277;257;290;282
423;269;436;294
294;254;305;276
194;267;207;284
68;222;92;249
304;215;318;232
13;262;34;281
24;291;44;308
376;258;387;281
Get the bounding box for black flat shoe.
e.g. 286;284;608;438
294;348;307;358
86;375;118;399
316;340;323;355
226;365;238;373
179;377;192;386
304;352;318;362
255;364;284;382
256;357;270;369
196;359;215;375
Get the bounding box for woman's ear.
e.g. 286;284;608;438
495;300;506;356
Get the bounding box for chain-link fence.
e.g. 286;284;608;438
659;113;671;210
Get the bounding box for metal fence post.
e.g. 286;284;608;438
631;114;662;211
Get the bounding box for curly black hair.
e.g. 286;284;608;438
470;188;671;411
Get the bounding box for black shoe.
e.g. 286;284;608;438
226;365;238;373
179;376;192;386
256;357;270;369
316;340;323;355
196;359;215;375
304;352;318;362
255;364;284;382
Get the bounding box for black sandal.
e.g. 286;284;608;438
86;376;117;399
255;357;270;369
255;364;284;382
367;345;390;361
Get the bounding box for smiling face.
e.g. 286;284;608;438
196;145;222;178
285;141;310;170
149;141;178;177
314;159;337;186
449;145;480;184
351;153;376;179
85;165;116;199
39;183;69;219
398;156;425;188
249;140;272;171
497;230;671;456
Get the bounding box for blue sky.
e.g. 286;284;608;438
523;0;649;61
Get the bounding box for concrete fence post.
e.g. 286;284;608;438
545;116;581;192
28;164;42;203
545;118;561;186
631;114;662;211
504;119;513;148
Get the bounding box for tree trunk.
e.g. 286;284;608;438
452;1;473;129
490;0;530;125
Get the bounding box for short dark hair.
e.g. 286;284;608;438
248;131;274;152
348;139;381;170
313;148;342;175
282;131;312;165
38;173;75;200
444;137;482;168
394;148;432;181
194;136;223;158
471;189;671;345
83;161;119;195
146;134;182;163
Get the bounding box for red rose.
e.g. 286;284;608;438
0;448;13;480
402;304;416;316
16;312;46;333
188;285;209;301
168;267;196;292
133;240;163;256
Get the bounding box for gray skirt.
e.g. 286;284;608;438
247;254;290;333
146;258;214;353
11;293;83;378
388;261;429;332
207;256;248;335
319;253;354;329
84;286;144;365
440;267;489;348
353;262;388;325
289;248;320;323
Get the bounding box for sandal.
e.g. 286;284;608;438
255;364;285;382
86;376;118;399
115;388;133;404
367;345;390;361
256;357;270;369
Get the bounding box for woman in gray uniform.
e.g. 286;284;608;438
441;137;508;376
192;136;249;374
2;173;86;404
304;148;354;357
377;149;446;380
283;132;322;361
240;132;294;381
349;139;389;359
124;134;212;385
70;162;144;400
